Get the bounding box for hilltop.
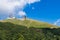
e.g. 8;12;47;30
0;19;58;28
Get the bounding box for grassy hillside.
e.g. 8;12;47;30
0;19;58;28
0;19;60;40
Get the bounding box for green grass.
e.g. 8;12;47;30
0;19;59;28
0;19;60;40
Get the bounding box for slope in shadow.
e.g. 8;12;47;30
0;22;60;40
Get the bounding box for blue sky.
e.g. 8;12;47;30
24;0;60;24
0;0;60;25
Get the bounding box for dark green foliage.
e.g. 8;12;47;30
0;22;60;40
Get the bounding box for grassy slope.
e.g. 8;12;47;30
0;19;58;28
0;19;60;40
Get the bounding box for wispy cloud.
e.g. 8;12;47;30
54;19;60;25
0;0;40;18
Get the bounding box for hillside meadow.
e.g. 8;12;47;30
0;19;60;40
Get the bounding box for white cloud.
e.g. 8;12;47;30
0;0;40;18
32;7;35;10
54;19;60;25
18;11;26;16
27;0;40;4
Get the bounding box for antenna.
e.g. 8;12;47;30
23;15;26;20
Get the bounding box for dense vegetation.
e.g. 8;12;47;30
0;19;60;40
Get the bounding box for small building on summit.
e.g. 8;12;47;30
7;13;15;19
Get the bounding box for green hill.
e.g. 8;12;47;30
0;19;58;28
0;19;60;40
